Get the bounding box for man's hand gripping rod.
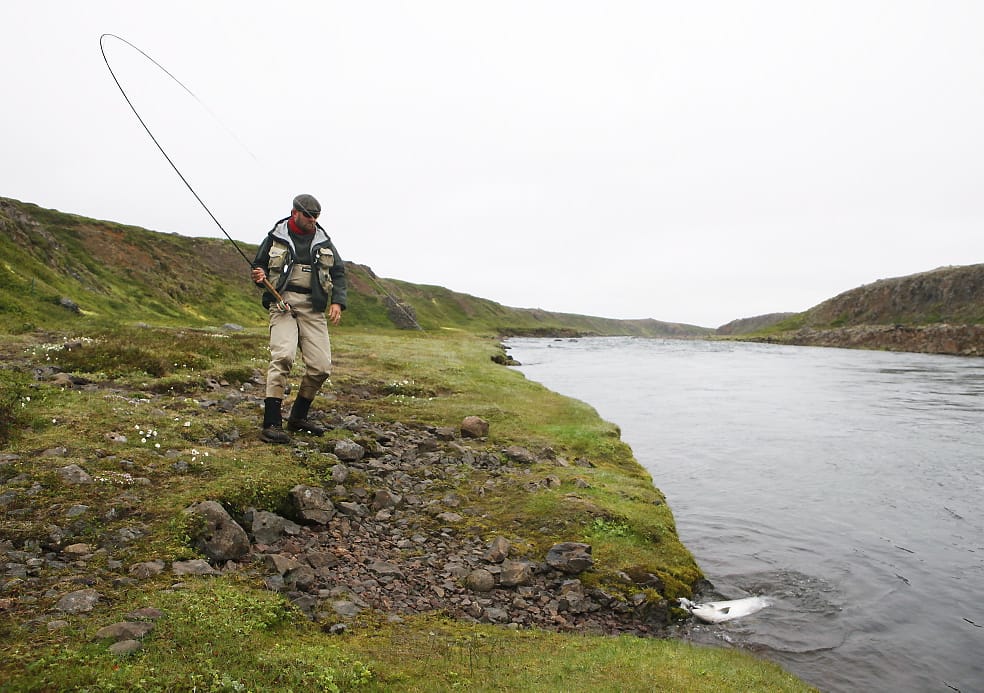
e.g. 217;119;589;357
251;268;294;315
263;278;293;314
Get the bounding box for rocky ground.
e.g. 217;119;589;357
1;364;678;655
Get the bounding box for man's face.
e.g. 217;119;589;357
292;208;319;232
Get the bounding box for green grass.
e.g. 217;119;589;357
5;596;810;692
0;325;815;692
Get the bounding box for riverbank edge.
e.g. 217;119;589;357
743;323;984;357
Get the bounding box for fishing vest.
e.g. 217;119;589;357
266;222;335;297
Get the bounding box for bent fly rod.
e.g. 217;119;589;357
98;33;291;313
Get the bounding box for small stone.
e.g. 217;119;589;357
333;439;365;462
62;543;92;556
171;559;219;576
500;560;534;587
332;601;361;618
56;589;101;613
266;554;303;575
129;560;165;579
465;568;496;592
483;536;511;563
369;561;404;578
501;446;536;464
545;542;594;574
108;639;142;656
57;464;92;484
94;621;155;641
126;607;164;621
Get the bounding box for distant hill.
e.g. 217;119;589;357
715;313;796;335
736;265;984;356
0;196;709;338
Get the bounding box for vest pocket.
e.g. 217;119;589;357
316;248;335;293
268;244;289;283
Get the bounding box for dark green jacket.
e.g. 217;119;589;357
252;218;347;313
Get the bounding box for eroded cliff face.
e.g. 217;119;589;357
803;265;984;328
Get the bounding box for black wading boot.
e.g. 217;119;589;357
260;397;291;444
287;396;326;436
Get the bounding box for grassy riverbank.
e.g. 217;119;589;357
0;324;812;691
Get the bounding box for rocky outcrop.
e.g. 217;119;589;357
803;265;984;328
723;265;984;356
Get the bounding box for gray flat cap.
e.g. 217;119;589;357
292;194;321;216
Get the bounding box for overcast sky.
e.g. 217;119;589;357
3;1;983;327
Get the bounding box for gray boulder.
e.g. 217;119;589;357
483;536;511;563
461;416;489;438
288;485;335;525
545;542;593;574
465;568;496;592
184;501;249;562
252;510;300;545
499;559;535;587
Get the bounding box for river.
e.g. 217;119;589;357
505;337;984;693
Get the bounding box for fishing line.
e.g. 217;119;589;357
99;33;422;329
99;33;255;267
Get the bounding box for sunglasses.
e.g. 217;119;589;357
297;209;319;219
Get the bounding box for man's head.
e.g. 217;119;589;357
292;194;321;218
291;194;321;231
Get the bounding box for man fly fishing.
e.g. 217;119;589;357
100;39;351;443
250;194;347;444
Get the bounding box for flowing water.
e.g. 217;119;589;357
506;337;984;693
